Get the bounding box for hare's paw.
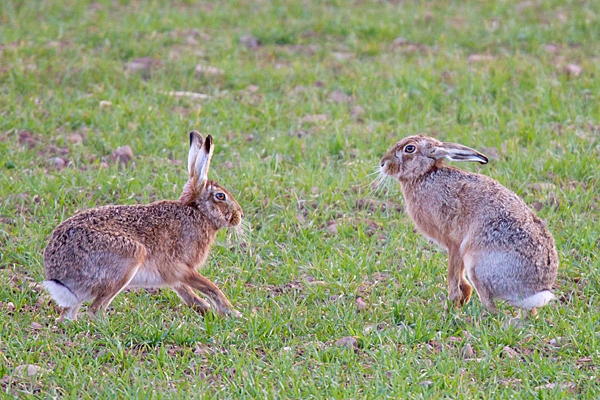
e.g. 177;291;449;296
190;299;211;315
449;281;472;307
229;309;242;319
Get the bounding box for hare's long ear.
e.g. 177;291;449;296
194;134;214;187
432;142;488;165
188;131;204;177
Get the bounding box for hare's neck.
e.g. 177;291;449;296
399;170;455;249
179;181;200;204
190;218;218;267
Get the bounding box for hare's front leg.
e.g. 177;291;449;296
448;248;472;307
171;283;211;314
183;270;241;318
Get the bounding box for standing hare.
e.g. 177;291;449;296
380;135;558;313
43;131;243;321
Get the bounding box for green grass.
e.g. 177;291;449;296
1;0;599;397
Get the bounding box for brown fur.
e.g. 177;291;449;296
380;135;558;313
43;131;243;320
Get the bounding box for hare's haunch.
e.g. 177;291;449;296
380;135;558;313
43;131;244;321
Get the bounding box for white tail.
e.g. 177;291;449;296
42;280;79;308
510;290;555;309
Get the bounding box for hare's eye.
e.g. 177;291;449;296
214;192;227;201
404;145;416;154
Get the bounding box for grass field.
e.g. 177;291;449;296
1;0;599;397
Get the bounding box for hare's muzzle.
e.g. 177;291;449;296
230;210;243;227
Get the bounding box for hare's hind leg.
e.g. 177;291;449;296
464;253;498;313
183;270;241;318
172;284;211;314
87;247;146;317
57;303;83;322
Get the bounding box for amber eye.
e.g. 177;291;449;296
404;145;416;153
214;192;227;201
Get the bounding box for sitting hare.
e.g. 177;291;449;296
380;135;558;313
43;131;243;321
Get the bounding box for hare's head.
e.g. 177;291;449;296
180;131;244;228
380;135;488;182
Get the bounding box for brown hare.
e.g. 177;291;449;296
43;131;243;321
379;135;558;314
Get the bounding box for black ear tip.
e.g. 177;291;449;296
205;135;213;150
480;156;489;165
189;130;203;147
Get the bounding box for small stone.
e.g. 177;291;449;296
351;105;364;117
326;221;338;235
527;182;556;192
329;90;352;103
419;380;433;388
164;91;210;100
502;345;519;359
332;52;353;60
112;145;134;165
194;64;224;77
463;343;475;359
126;57;161;73
334;336;358;349
52;157;67;169
548;337;564;348
240;35;260;50
68;133;83;144
355;297;368;312
544;44;560;54
193;344;210;355
565;64;582;77
185;35;199;46
392;37;409;46
530;202;543;212
6;302;15;311
15;364;47;376
224;161;234;170
467;54;495;63
300;114;327;124
30;322;43;329
99;100;112;108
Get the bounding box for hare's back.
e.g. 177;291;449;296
44;202;188;266
456;173;557;254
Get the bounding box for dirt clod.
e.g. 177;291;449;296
240;35;260;50
335;336;358;349
112;145;134;165
355;297;368;311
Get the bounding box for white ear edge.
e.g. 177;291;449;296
188;131;204;176
195;134;214;185
444;152;489;164
439;143;488;165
